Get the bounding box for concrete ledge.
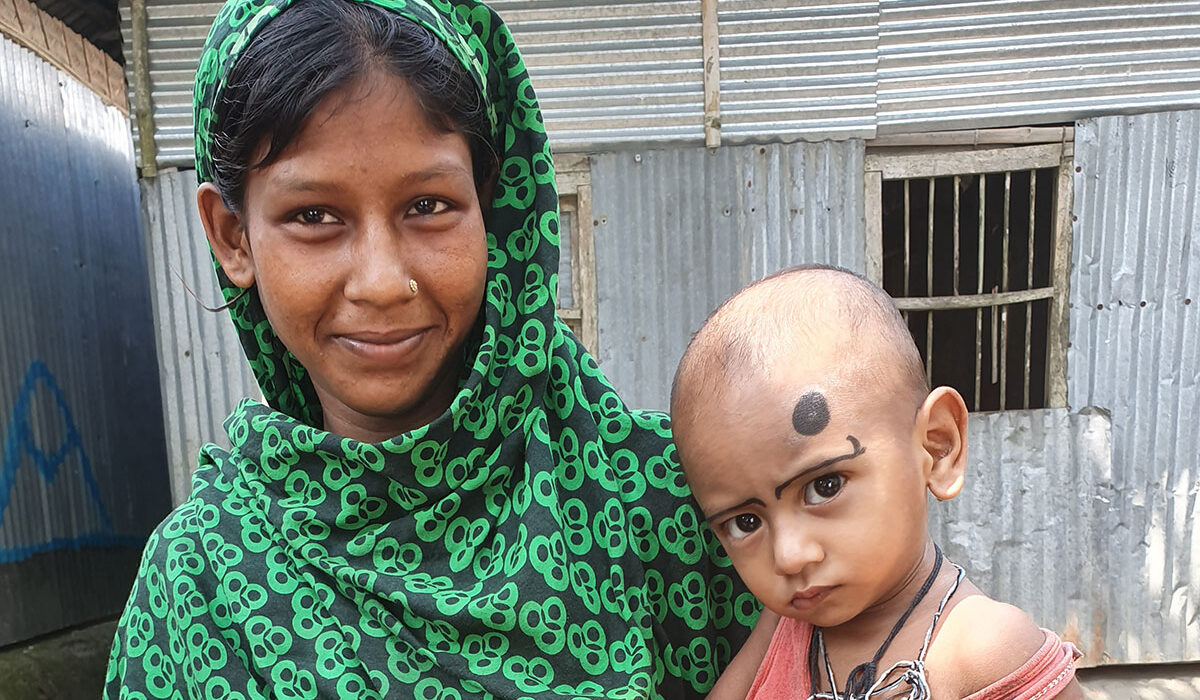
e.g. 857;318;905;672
1079;662;1200;700
0;620;116;700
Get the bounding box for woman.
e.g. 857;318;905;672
105;0;756;696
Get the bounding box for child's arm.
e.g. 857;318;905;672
706;608;780;700
931;595;1083;699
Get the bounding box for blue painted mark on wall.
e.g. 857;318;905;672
0;361;144;564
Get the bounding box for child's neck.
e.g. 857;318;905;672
815;541;953;691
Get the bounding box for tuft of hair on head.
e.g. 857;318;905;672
671;264;929;421
208;0;498;212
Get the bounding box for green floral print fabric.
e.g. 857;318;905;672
104;0;754;697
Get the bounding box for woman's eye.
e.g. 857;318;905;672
804;474;845;505
410;198;449;216
295;208;336;225
726;513;762;540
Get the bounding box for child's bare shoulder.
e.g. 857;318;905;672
928;593;1048;695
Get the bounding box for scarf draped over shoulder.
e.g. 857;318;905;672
104;0;754;697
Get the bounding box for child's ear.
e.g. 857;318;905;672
917;386;968;500
198;182;255;288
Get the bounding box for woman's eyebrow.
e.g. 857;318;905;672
271;164;471;192
705;497;766;524
772;435;866;499
270;176;334;193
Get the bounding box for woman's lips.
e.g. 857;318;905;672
334;328;428;362
790;586;835;613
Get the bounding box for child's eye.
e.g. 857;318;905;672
294;207;339;225
725;513;762;540
804;474;845;505
409;197;450;216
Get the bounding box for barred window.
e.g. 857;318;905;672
865;133;1074;411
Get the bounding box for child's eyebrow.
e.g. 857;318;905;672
772;435;866;499
705;497;766;523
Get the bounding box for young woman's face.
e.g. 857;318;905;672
220;72;488;442
677;371;933;630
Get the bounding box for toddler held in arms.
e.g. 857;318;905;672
671;265;1083;700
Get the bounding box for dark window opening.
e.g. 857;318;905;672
879;168;1059;411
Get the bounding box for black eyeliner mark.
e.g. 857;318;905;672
792;391;831;436
773;435;866;499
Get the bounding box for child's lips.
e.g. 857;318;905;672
790;586;835;612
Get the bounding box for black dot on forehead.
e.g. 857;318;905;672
792;391;830;436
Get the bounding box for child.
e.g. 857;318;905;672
671;265;1083;699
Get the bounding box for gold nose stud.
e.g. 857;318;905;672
409;279;419;295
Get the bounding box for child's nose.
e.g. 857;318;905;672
772;527;824;576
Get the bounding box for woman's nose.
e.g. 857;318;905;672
772;524;824;576
343;217;411;304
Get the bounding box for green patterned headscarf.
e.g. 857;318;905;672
106;0;753;697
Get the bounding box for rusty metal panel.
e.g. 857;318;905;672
930;408;1113;667
1066;109;1200;664
878;0;1200;133
717;0;877;141
0;36;170;644
589;140;866;410
138;169;260;504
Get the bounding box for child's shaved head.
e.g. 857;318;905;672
671;265;928;423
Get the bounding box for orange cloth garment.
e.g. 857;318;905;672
745;616;1080;700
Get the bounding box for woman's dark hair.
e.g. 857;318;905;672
209;0;497;210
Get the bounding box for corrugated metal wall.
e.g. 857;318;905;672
1067;109;1200;664
0;36;171;644
931;408;1112;666
118;0;718;165
877;0;1200;134
120;0;1200;170
589;140;866;410
489;0;703;147
138;170;260;505
717;0;877;141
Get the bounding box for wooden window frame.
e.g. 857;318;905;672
553;153;599;355
863;129;1074;409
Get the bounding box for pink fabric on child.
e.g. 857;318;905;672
745;616;814;699
745;615;1081;699
962;630;1082;700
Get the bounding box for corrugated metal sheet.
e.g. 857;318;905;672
878;0;1200;133
1067;109;1200;664
0;35;170;644
589;140;866;410
138;169;260;504
118;0;713;166
717;0;877;141
120;0;1200;168
117;0;217;166
490;1;704;148
930;408;1112;666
